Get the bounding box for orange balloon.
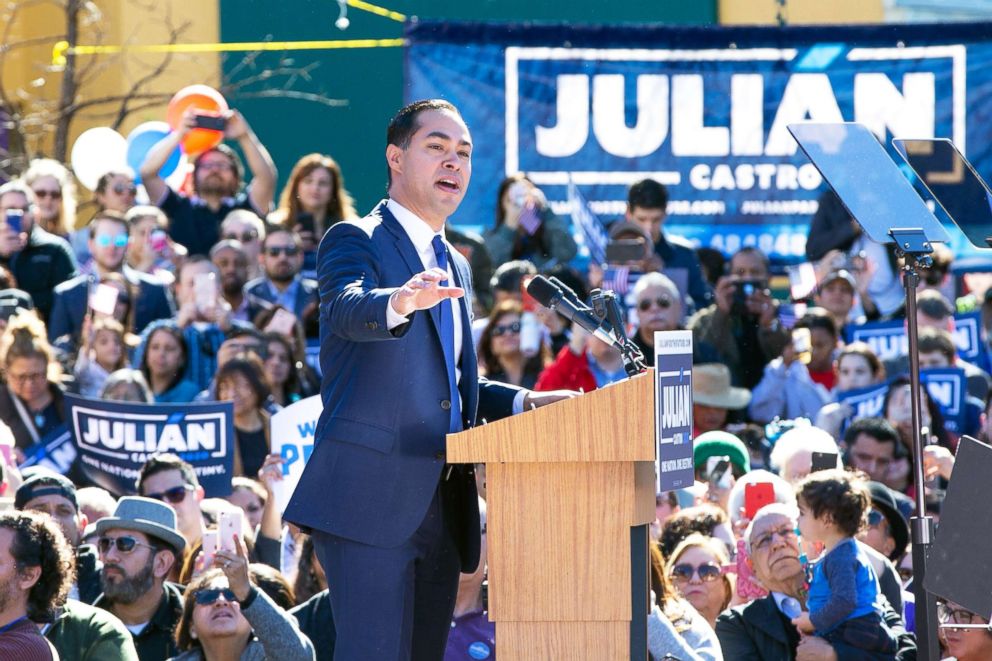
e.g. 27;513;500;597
166;84;229;155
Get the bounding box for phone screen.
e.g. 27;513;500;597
193;272;218;312
218;511;242;553
744;482;776;520
811;451;839;473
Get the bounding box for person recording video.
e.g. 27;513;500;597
687;247;789;389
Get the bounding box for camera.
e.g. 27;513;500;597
731;278;765;314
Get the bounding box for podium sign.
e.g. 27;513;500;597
655;330;694;491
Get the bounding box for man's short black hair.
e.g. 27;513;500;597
843;417;901;451
490;259;537;294
136;453;200;494
627;178;669;212
385;99;461;188
795;310;838;340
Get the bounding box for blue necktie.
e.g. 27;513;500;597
432;235;462;433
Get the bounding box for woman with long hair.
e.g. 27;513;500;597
477;300;550;389
665;534;734;631
140;324;200;403
648;540;723;661
24;158;76;237
216;355;275;478
484;173;577;268
292;535;327;606
270;153;357;272
261;332;315;407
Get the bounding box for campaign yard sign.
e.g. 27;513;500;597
655;330;694;491
844;311;986;364
269;395;322;514
65;394;234;497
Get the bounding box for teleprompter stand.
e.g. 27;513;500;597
789;122;953;661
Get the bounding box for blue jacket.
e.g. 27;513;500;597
243;275;319;326
47;267;175;346
284;202;520;571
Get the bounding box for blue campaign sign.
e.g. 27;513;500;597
20;427;76;476
845;311;986;364
922;367;968;434
655;330;694;491
65;394;235;497
406;21;992;263
836;382;890;422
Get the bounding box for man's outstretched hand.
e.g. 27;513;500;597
390;268;464;316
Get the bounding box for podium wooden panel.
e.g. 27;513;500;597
447;371;656;660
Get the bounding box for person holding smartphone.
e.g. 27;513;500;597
484;173;577;269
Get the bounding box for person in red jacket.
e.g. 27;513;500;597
535;325;628;392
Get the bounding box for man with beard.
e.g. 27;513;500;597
0;511;73;659
140;109;277;257
15;473;101;604
92;497;186;661
47;211;175;351
245;228;318;337
209;239;251;322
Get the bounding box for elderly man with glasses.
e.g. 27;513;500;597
715;503;916;661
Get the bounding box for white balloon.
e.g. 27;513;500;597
70;127;128;191
164;153;190;191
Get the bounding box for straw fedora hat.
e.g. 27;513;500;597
692;363;751;409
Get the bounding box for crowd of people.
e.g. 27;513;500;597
0;99;985;660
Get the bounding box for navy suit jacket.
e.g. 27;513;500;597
47;267;175;345
285;202;521;571
243;275;319;323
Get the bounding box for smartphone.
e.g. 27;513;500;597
89;283;120;317
218;511;243;553
744;482;776;520
193;112;228;131
5;210;23;234
193;272;218;312
792;327;812;364
605;239;647;264
811;451;839;473
150;229;168;253
264;308;297;336
707;456;733;490
201;530;218;567
297;212;316;236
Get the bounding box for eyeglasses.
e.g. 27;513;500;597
637;297;673;312
8;372;46;386
867;510;886;528
265;246;300;257
938;603;985;625
95;233;129;248
144;484;194;505
194;587;238;606
223;231;258;243
112;183;137;196
98;535;158;555
491;321;522;337
33;189;61;200
752;525;798;551
670;563;723;583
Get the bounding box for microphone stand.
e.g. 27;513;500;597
890;227;939;661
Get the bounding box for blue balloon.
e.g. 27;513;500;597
126;122;180;183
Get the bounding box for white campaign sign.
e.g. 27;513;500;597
269;395;323;514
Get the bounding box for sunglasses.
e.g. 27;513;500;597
113;183;137;196
223;231;258;243
95;233;129;248
670;563;723;583
98;535;158;555
33;189;61;200
266;246;300;257
144;484;194;505
491;321;521;337
637;297;672;312
867;510;886;527
194;587;238;606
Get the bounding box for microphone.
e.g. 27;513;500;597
526;276;623;350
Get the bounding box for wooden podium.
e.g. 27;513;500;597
447;371;657;660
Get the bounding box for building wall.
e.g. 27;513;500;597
719;0;884;24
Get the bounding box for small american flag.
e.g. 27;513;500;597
518;203;542;235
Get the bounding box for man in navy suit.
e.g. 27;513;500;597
47;210;174;351
285;99;571;660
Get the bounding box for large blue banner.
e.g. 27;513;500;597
406;22;992;263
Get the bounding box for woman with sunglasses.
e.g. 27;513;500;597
24;158;77;238
666;533;734;630
648;541;723;661
169;535;315;661
477;300;550;388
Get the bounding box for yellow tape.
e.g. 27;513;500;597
52;37;405;66
347;0;406;22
